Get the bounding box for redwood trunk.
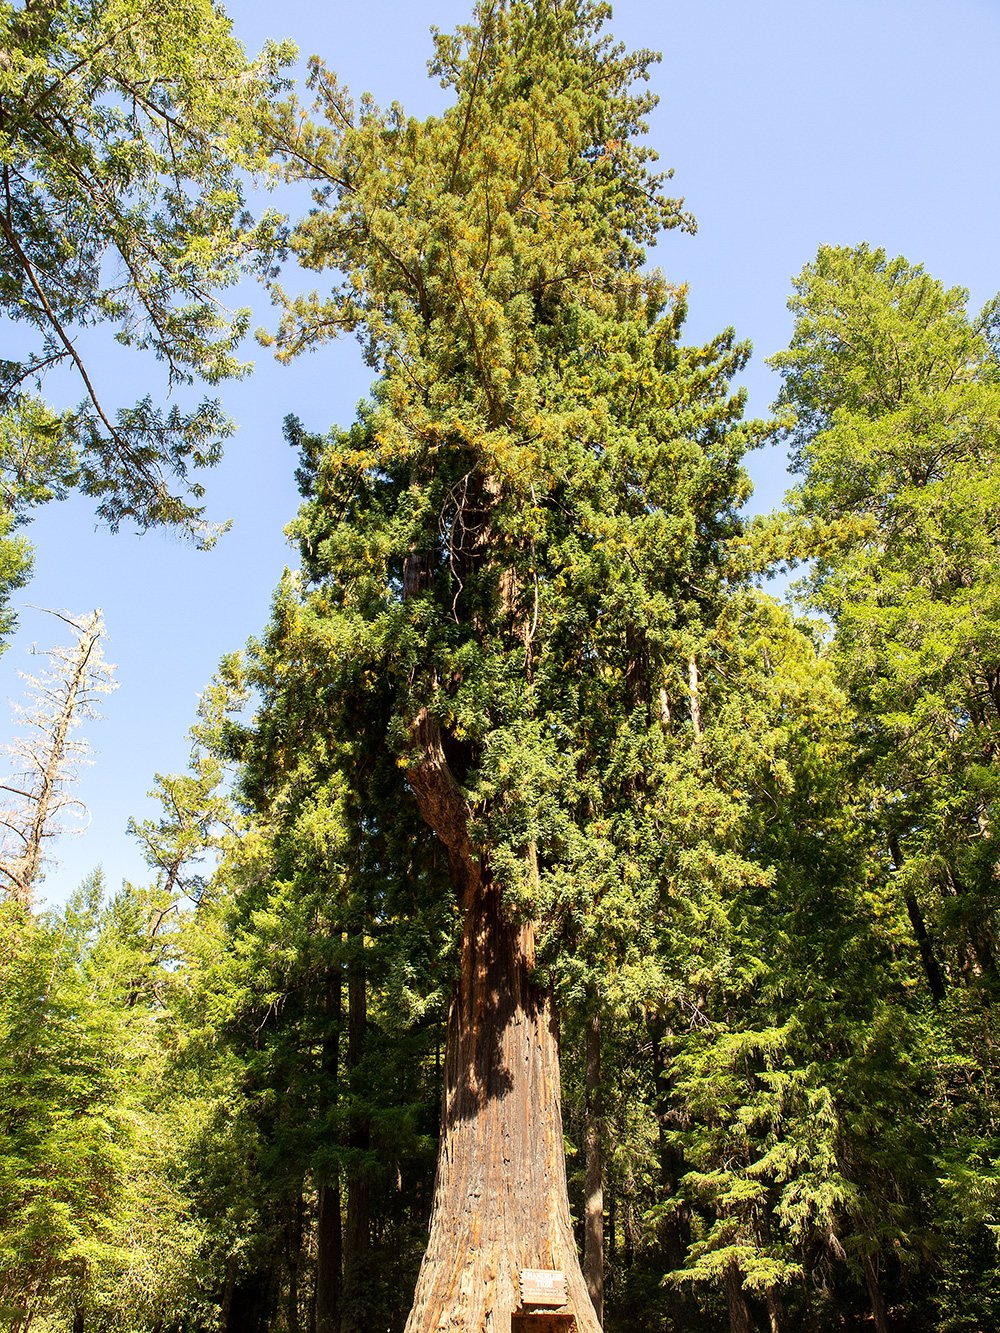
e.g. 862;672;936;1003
404;877;600;1332
723;1263;754;1333
861;1253;891;1333
583;1010;603;1325
315;1182;342;1333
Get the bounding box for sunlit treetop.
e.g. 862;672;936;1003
262;0;703;491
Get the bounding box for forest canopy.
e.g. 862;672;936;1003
1;3;999;1333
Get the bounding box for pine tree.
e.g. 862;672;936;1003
756;243;1000;1331
0;872;209;1333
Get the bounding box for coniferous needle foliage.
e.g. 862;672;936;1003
252;1;776;1327
4;5;1000;1332
0;0;295;641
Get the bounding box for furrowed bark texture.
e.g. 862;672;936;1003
723;1262;754;1333
404;877;600;1332
402;528;597;1330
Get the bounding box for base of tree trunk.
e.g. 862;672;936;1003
404;879;600;1333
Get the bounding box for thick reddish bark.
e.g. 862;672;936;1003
401;526;596;1330
404;876;600;1332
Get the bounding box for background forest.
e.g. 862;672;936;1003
2;2;999;1333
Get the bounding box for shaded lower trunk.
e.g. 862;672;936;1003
723;1263;754;1333
404;878;600;1332
316;1182;342;1333
343;956;370;1333
861;1253;891;1333
225;1271;272;1333
316;957;343;1333
286;1190;303;1333
765;1285;783;1333
584;1008;604;1325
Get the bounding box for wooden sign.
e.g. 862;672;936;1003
519;1269;568;1306
512;1317;576;1333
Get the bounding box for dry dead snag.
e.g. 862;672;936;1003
0;609;117;908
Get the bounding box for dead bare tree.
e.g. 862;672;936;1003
0;609;117;907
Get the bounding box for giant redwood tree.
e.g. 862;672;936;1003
260;2;764;1326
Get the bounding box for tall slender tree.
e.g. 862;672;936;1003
757;242;1000;1330
768;245;1000;999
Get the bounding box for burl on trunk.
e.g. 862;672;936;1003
404;872;600;1332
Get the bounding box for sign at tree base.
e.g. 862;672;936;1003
519;1270;568;1307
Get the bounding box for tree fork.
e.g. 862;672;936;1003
403;693;597;1328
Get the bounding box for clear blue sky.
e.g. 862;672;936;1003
7;0;999;909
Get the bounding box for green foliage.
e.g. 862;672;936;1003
0;874;208;1332
0;514;32;645
770;243;1000;998
244;5;790;1327
259;0;770;1004
745;242;1000;1329
7;6;1000;1329
0;0;295;638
